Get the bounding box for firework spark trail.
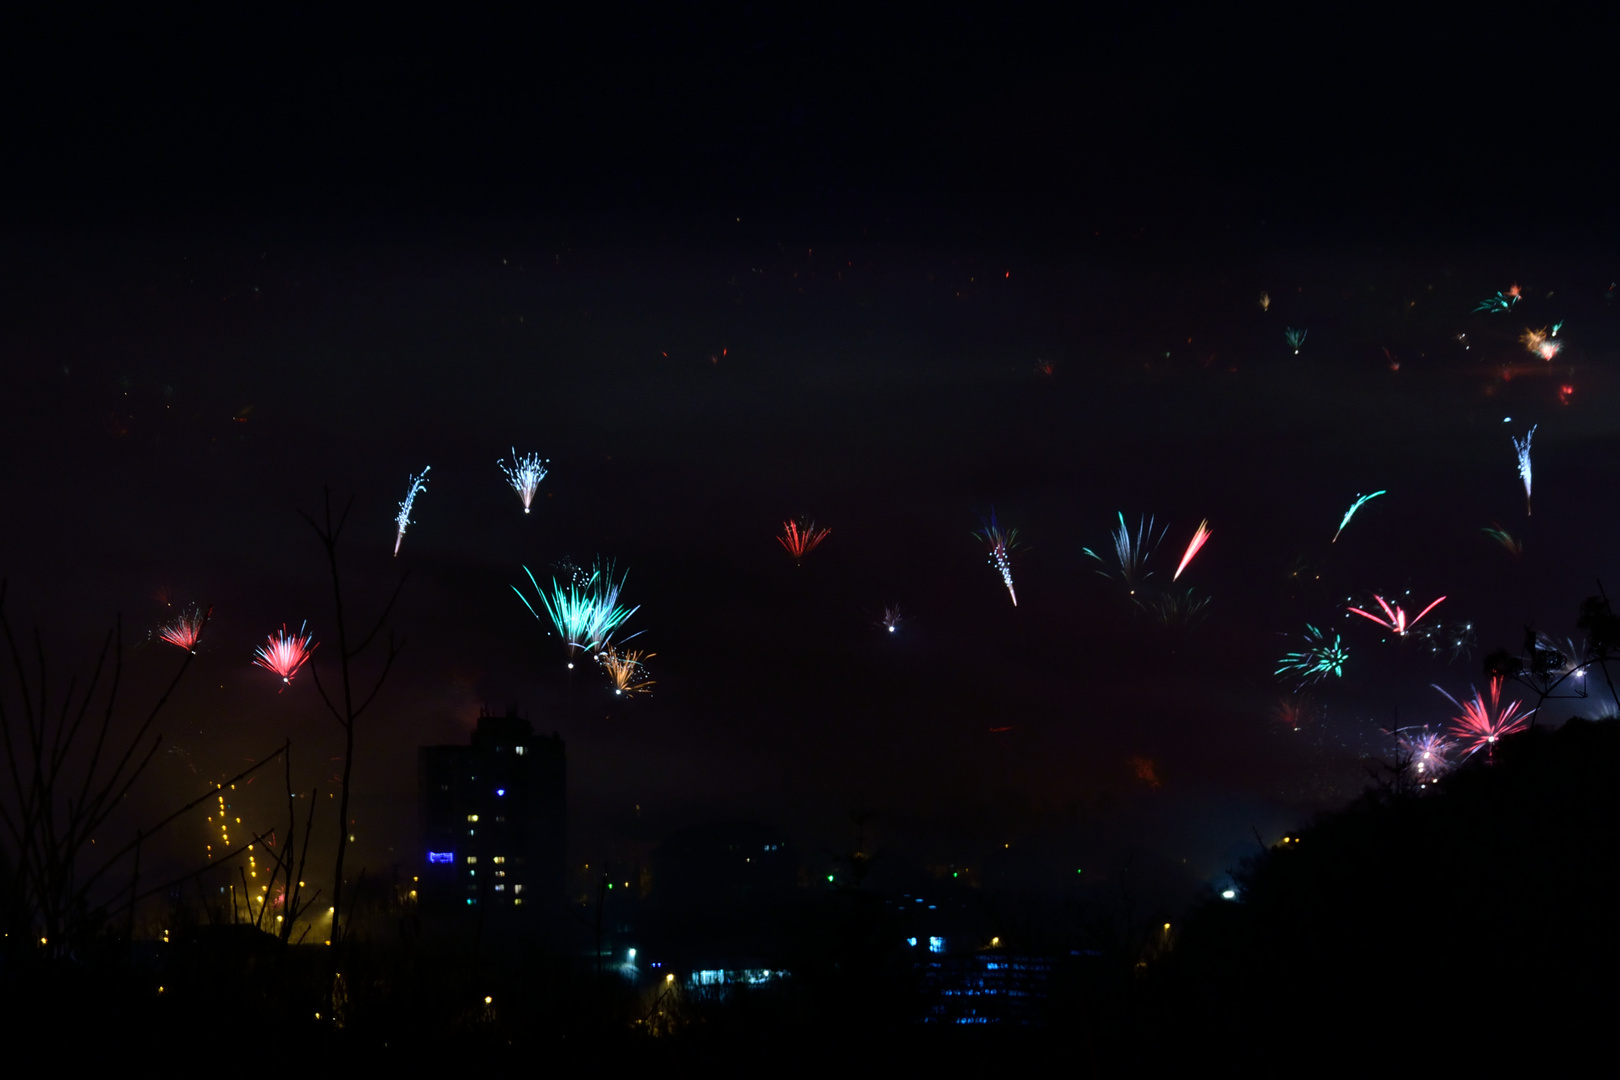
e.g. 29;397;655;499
1435;677;1529;759
1394;727;1456;779
580;562;640;650
1138;586;1209;627
974;511;1019;606
1332;490;1386;542
1172;520;1211;581
598;645;655;696
254;623;316;689
1275;624;1348;687
514;566;592;663
1519;327;1562;360
777;519;831;564
498;449;549;513
1083;512;1165;594
157;604;212;653
514;563;640;666
393;467;431;555
1473;287;1521;314
1513;425;1536;515
1284;327;1307;353
1482;525;1522;556
880;604;903;633
1348;594;1446;637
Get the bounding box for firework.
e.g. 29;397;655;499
1271;693;1315;733
1482;525;1522;556
1033;358;1055;377
1083;512;1165;595
498;448;549;513
1435;677;1528;759
1275;624;1348;686
1512;425;1535;515
1136;586;1209;628
974;511;1019;606
1284;327;1307;353
1414;620;1477;664
1257;291;1270;312
1394;727;1455;779
1172;520;1211;581
1519;326;1562;361
580;561;640;650
513;562;640;666
393;467;431;556
1551;320;1564;337
254;623;316;688
597;645;655;696
879;604;903;633
777;519;831;564
1347;594;1446;637
1473;287;1520;314
1331;490;1386;543
157;604;211;653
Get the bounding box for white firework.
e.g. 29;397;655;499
394;467;430;555
498;448;550;513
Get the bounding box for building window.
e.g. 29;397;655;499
492;856;506;864
466;856;477;864
929;936;945;954
514;746;525;756
495;871;505;878
427;852;454;864
513;884;523;895
494;884;505;892
466;814;479;823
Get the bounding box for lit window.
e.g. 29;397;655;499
494;884;505;892
495;788;506;797
514;746;525;756
466;856;478;864
466;814;479;823
427;852;453;864
492;856;506;864
513;884;523;894
929;936;945;954
495;871;505;878
906;937;918;947
513;898;523;905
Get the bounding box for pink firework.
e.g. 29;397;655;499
1347;594;1445;637
253;623;317;688
1172;519;1211;581
1435;677;1528;759
157;604;211;653
777;518;831;564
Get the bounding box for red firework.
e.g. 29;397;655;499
1435;676;1528;759
1172;519;1211;581
157;605;212;653
253;623;317;688
777;519;831;564
1348;594;1445;637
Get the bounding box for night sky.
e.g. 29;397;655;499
3;7;1618;914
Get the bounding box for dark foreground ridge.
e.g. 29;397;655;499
1160;716;1620;1067
6;718;1616;1067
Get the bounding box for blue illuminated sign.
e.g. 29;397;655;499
427;851;454;864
